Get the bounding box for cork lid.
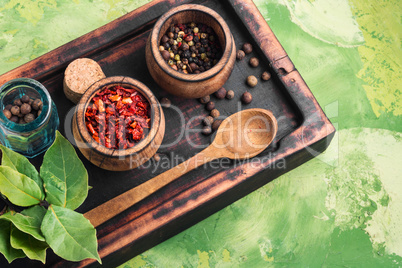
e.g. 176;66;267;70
63;58;106;104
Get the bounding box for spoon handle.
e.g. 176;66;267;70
84;146;219;227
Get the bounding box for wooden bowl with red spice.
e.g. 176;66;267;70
72;76;165;171
145;4;236;99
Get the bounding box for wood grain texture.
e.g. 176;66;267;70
0;0;335;267
84;108;277;228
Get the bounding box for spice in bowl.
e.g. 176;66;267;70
159;22;223;74
85;85;151;149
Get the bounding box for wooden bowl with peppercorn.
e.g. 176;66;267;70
72;76;165;171
145;4;236;99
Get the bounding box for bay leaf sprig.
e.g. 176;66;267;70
0;131;101;264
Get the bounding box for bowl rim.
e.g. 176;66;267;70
75;76;162;157
149;4;233;82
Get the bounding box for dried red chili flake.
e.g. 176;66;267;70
85;85;151;149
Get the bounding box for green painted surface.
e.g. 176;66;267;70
0;0;401;267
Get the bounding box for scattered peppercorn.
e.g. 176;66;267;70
210;109;220;118
214;87;226;99
249;57;259;67
199;95;210;104
203;116;214;126
246;75;258;87
212;119;223;131
241;92;253;104
202;125;212;135
226;90;234;99
261;71;271;81
160;97;171;108
236;50;245;60
242;43;253;54
160;22;222;74
205;101;215;111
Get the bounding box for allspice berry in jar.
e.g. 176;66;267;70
0;78;59;158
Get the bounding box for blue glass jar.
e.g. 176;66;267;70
0;78;59;158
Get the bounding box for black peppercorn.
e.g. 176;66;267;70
246;75;258;87
160;22;222;74
242;43;253;54
10;106;20;116
5;104;12;110
241;92;253;104
205;101;215;111
161;50;170;61
261;71;271;81
18;118;26;124
161;35;169;43
226;90;235;99
249;57;259;67
214;87;226;99
236;50;245;60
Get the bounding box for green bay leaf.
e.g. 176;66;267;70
40;131;88;210
41;205;101;263
0;145;43;196
0;166;43;206
0;206;47;241
10;227;48;263
0;220;26;263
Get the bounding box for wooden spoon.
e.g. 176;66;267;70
84;108;278;227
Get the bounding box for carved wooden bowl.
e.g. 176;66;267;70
145;4;236;98
72;76;165;171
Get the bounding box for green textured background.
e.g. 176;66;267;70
0;0;401;267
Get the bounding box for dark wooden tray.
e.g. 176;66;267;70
0;0;335;267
